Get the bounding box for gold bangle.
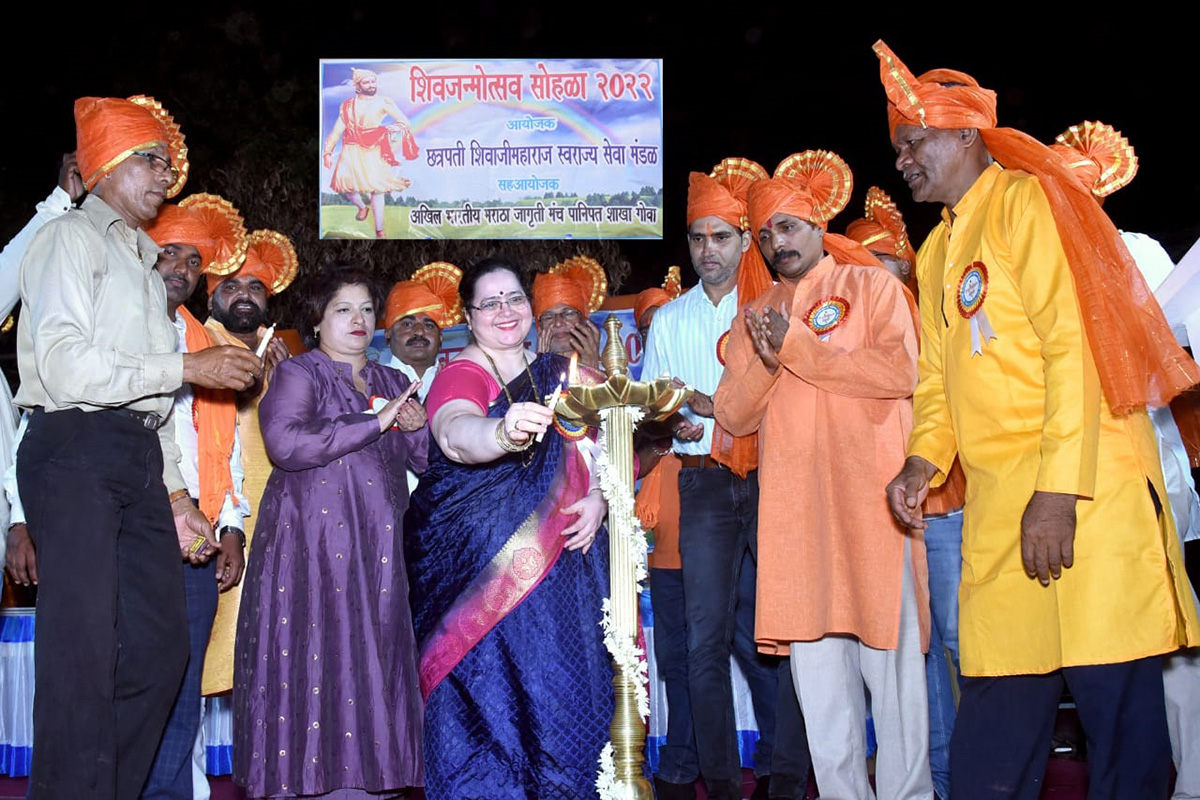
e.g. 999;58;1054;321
495;420;531;453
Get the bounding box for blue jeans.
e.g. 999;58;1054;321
678;466;765;784
143;560;219;799
650;567;698;784
925;509;963;799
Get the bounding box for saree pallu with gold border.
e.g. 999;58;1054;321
406;353;613;799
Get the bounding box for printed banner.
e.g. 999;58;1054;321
320;59;664;240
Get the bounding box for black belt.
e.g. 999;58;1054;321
678;454;725;470
100;406;164;430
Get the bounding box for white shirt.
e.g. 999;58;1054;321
1123;231;1200;544
171;312;250;532
640;283;739;456
376;349;439;494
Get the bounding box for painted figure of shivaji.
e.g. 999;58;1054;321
323;68;413;238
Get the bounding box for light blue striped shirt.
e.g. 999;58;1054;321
641;283;738;456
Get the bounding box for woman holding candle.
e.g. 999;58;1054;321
233;265;428;799
405;256;611;799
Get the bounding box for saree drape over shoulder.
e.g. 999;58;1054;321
406;353;613;799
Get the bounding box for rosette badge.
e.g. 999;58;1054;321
805;296;850;342
956;261;996;355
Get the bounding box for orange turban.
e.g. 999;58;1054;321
386;282;443;329
845;186;911;260
144;194;247;275
75;95;188;197
1048;121;1138;199
384;261;464;330
634;265;683;326
206;229;298;297
534;256;607;319
686;157;766;229
873;41;997;139
748;150;853;235
532;273;589;319
873;39;1198;413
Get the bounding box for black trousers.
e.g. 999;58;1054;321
18;408;188;800
950;655;1171;799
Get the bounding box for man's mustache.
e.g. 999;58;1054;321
771;250;801;268
405;335;431;347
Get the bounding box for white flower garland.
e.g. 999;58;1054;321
595;742;617;799
594;409;651;797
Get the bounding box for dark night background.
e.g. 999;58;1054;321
0;5;1192;332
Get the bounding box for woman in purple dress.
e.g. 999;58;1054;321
234;265;428;799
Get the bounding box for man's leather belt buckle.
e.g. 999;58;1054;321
109;407;163;429
678;454;724;470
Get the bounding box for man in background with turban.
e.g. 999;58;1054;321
643;158;798;800
379;262;463;405
876;41;1200;798
848;187;966;800
322;68;414;239
202;229;296;700
13;96;261;799
532;261;603;368
717;151;930;800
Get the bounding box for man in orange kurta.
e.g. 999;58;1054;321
848;188;965;800
715;150;931;800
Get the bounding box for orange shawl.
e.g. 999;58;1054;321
180;308;238;524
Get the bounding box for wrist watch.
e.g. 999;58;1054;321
218;526;246;548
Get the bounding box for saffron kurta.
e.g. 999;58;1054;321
233;350;428;797
909;163;1200;677
202;319;274;695
715;255;926;653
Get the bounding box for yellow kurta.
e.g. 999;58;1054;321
910;163;1199;677
715;256;927;654
200;319;276;694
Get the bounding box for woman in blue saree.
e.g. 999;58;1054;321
406;257;613;799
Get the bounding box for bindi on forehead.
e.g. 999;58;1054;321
765;218;774;229
705;222;713;236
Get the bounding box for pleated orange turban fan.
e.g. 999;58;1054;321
206;230;298;297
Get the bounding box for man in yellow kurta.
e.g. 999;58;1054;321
201;229;297;695
875;41;1200;798
715;150;931;800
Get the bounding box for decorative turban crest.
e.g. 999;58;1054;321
1049;121;1138;198
634;265;683;327
206;229;298;297
873;40;998;138
845;187;911;260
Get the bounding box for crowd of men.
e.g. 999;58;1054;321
1;39;1198;800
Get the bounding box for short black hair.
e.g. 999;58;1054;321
297;264;384;350
459;256;531;310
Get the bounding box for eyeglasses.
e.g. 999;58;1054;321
537;308;582;327
394;318;439;333
132;151;181;182
471;294;529;314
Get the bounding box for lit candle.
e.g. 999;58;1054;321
537;372;567;443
